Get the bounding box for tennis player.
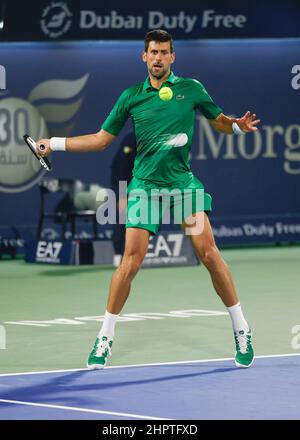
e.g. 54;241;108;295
36;29;260;369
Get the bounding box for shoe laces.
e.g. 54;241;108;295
95;337;112;358
235;330;250;354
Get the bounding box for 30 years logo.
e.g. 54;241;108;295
0;65;6;90
0;74;89;193
0;98;48;193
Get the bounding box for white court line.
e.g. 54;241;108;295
0;352;300;377
0;399;171;420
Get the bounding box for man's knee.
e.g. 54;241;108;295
199;245;223;270
119;253;144;279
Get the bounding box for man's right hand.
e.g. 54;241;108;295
36;139;52;157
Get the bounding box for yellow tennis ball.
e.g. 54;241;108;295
159;86;173;101
123;146;132;154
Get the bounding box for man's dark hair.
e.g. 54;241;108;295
144;29;174;53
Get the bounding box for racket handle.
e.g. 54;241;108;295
38;143;52;171
43;156;52;171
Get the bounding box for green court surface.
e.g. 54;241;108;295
0;246;300;374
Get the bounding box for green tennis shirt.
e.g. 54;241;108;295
102;72;222;186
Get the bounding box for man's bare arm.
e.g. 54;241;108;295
65;129;116;152
210;111;260;134
36;129;116;157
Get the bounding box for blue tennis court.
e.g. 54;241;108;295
1;354;299;420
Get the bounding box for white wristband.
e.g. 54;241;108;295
50;137;66;151
232;122;244;135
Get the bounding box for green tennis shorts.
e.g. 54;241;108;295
126;175;212;234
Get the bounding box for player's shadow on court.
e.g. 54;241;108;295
0;367;238;407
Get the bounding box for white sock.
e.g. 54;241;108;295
227;302;249;332
98;310;119;339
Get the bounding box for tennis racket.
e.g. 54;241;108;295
23;134;52;172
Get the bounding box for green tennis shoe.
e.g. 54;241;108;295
87;336;113;370
234;328;254;368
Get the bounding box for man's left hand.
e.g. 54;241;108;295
233;111;260;132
